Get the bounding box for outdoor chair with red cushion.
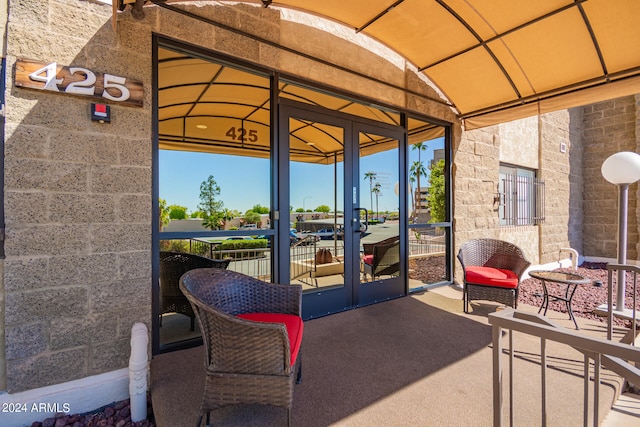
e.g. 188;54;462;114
457;238;530;313
362;236;400;281
180;268;303;427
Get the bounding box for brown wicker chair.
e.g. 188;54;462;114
159;252;230;330
362;236;400;280
179;268;303;427
457;238;530;313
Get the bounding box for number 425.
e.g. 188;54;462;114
226;127;258;142
29;62;130;102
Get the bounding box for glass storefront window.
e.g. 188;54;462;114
157;47;272;348
406;117;449;290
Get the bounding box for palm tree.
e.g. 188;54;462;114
411;142;429;217
372;182;382;219
410;161;427;216
408;175;416;220
364;171;377;219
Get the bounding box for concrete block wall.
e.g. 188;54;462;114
454;110;581;280
2;1;152;392
582;96;638;260
537;110;584;264
2;1;455;393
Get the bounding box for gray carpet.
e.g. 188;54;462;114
150;288;624;426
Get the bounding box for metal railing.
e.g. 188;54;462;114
161;238;272;280
408;228;446;256
489;309;640;427
290;237;317;284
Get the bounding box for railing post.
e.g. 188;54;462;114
493;322;503;427
593;354;600;427
541;338;547;427
583;354;589;427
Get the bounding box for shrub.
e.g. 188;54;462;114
215;239;268;259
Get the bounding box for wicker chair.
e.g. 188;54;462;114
457;238;530;313
159;252;230;330
362;236;400;280
180;268;303;427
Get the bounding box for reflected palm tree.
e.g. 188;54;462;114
372;182;382;219
411;142;428;217
410;161;426;216
364;171;377;220
408;175;415;221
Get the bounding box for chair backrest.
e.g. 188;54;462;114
181;268;295;315
372;239;400;276
457;238;530;279
159;252;230;298
180;268;302;374
362;235;400;256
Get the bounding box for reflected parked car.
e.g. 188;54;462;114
312;228;341;240
296;231;320;245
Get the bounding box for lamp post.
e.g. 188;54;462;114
601;151;640;311
303;196;312;212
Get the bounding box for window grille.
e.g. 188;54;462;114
499;166;545;226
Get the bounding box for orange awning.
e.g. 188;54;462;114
121;0;640;130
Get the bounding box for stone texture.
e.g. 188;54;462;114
3;256;50;292
582;95;637;259
47;253;118;286
90;278;150;314
90;338;130;373
5;322;48;360
5;158;88;192
5;287;89;325
4;124;49;159
50;313;118;351
5;224;91;257
4;192;50;224
90;165;151;194
89;224;151;253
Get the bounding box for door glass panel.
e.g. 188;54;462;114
406;117;449;289
289;117;345;293
360;132;400;283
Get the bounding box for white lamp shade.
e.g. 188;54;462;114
601;151;640;185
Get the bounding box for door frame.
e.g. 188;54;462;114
351;120;406;307
278;99;407;319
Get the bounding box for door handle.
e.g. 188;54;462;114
354;208;368;234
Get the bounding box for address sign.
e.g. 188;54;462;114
14;59;143;107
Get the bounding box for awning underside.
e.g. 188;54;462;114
134;0;640;135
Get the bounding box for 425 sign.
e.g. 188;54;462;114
14;59;143;107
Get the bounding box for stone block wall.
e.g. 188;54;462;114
454;110;582;280
582;96;638;260
537;110;584;264
2;1;152;392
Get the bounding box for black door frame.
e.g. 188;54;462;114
278;99;407;319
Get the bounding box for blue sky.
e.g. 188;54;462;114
159;138;443;214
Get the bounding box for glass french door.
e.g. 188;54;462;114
279;100;405;319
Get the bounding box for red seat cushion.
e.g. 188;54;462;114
362;254;373;265
237;313;303;365
465;266;518;289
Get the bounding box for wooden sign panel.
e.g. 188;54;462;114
14;59;143;107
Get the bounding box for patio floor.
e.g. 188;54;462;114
150;285;638;426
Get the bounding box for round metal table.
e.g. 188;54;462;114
528;270;590;329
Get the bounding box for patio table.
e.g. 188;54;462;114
529;270;590;330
